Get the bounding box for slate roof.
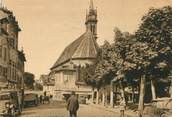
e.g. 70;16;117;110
51;30;99;69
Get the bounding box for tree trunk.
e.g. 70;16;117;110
114;85;117;105
110;82;114;107
110;89;114;107
151;79;156;100
170;85;172;98
119;80;126;103
96;90;99;104
92;88;94;103
132;86;135;103
105;92;107;106
102;91;105;106
138;75;146;117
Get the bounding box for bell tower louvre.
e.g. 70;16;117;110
85;0;98;40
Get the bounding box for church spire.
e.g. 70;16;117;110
89;0;94;10
85;0;98;40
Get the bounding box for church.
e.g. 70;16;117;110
49;0;99;100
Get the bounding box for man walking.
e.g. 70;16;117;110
67;91;79;117
40;95;43;104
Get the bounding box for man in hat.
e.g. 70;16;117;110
67;91;79;117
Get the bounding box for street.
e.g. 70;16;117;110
20;101;119;117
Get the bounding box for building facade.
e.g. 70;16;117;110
39;74;55;97
49;0;99;100
0;7;26;90
39;74;49;85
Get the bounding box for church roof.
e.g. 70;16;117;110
51;30;99;69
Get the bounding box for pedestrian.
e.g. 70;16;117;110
44;91;47;96
50;95;53;104
66;91;79;117
119;97;126;117
40;95;43;104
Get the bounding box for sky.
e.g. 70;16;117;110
4;0;172;79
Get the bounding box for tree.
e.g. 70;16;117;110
24;72;35;90
80;64;97;88
133;6;172;117
111;27;138;104
95;40;115;87
81;39;118;98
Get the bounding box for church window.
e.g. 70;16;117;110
10;38;15;48
91;25;93;32
64;75;68;84
93;26;95;34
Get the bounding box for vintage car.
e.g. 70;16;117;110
0;90;22;117
23;93;38;107
148;98;172;117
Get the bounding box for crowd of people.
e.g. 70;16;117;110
66;91;126;117
39;91;53;104
39;91;126;117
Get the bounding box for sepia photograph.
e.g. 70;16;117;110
1;0;172;117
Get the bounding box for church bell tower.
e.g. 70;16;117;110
85;0;97;40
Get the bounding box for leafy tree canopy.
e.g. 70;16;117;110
134;6;172;79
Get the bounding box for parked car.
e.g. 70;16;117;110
23;93;38;107
78;95;86;104
149;98;172;117
0;90;22;117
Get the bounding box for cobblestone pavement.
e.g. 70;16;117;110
20;101;120;117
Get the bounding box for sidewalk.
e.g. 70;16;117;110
89;103;137;117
